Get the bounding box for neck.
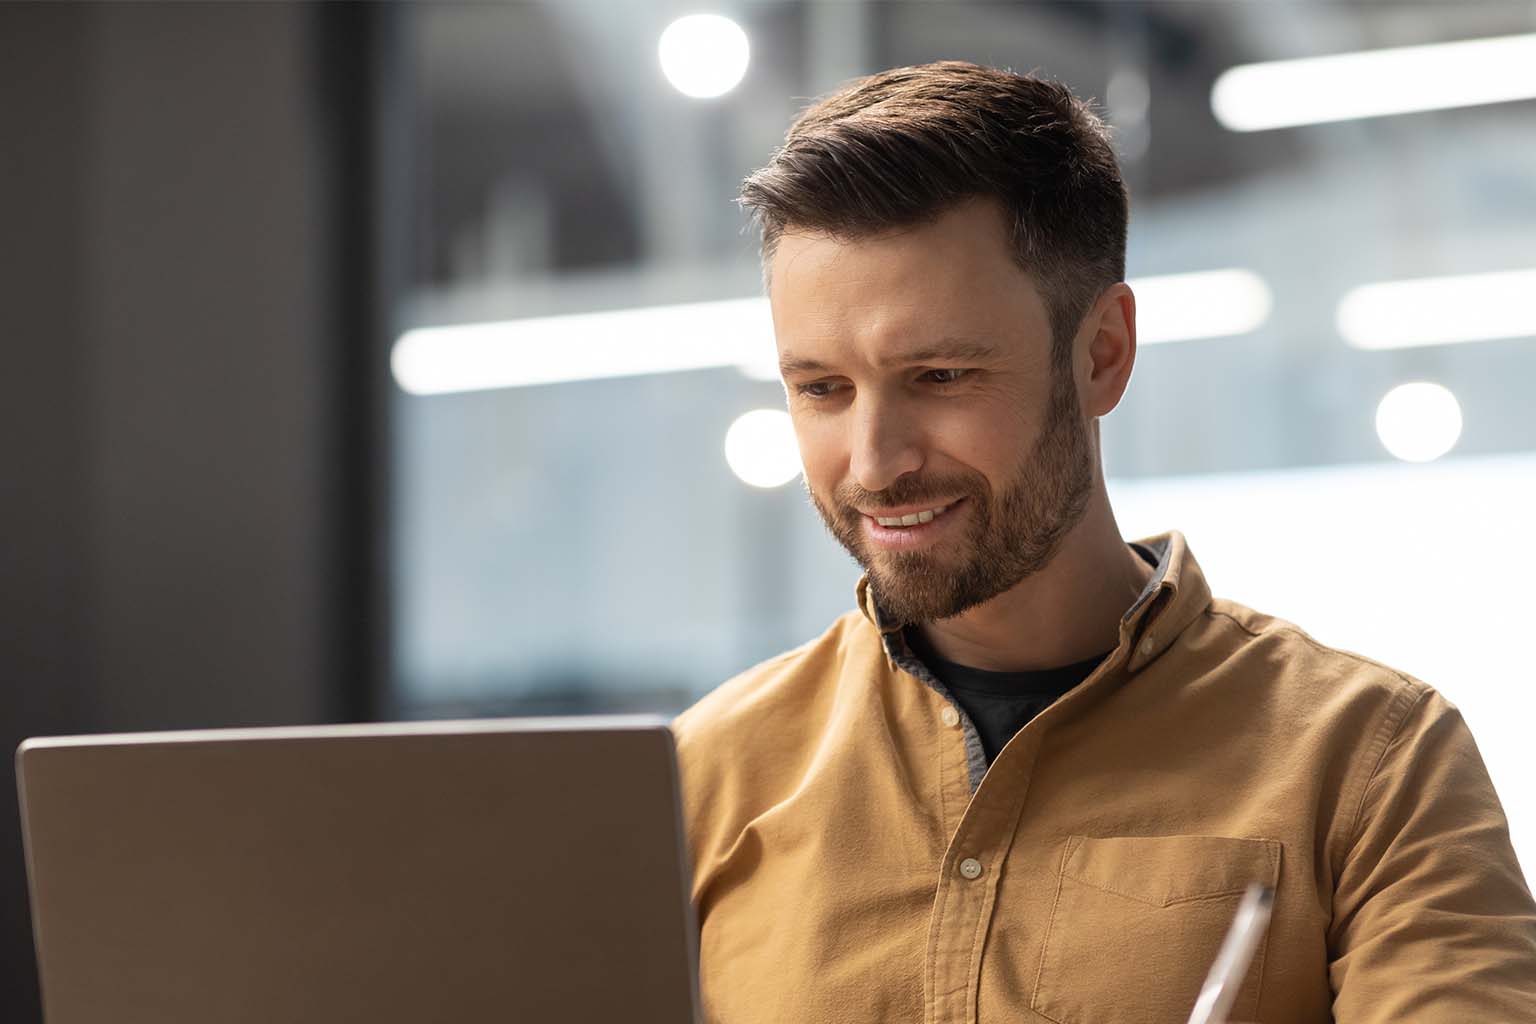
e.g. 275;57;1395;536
913;488;1153;672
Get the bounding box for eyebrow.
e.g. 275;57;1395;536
778;337;998;376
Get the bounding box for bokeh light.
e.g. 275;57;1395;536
1375;382;1463;463
658;14;749;99
724;409;800;488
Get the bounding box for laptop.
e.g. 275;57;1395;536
16;716;701;1024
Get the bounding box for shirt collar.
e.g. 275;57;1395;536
855;530;1212;673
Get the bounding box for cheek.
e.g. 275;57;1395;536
929;402;1027;474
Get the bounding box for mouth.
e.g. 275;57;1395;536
866;501;958;528
860;498;967;550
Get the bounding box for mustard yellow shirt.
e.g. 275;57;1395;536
673;531;1536;1023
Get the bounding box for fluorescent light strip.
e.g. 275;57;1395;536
391;269;1271;395
391;297;775;396
1133;269;1272;345
1212;33;1536;132
1338;268;1536;350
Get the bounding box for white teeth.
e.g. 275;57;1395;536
875;502;951;528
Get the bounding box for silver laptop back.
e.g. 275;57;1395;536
17;717;700;1024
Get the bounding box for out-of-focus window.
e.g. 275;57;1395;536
389;3;1535;865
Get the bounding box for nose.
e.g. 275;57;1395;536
849;396;924;494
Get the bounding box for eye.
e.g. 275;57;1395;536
921;368;971;385
795;380;845;399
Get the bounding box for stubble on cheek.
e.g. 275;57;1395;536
805;470;992;583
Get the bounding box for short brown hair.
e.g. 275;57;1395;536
740;61;1127;358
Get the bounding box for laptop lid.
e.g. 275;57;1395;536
17;716;700;1024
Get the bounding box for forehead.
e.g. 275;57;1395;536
766;199;1050;361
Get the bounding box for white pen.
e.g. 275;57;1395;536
1187;883;1275;1024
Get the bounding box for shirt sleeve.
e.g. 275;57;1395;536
1328;685;1536;1021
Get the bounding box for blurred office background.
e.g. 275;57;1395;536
3;1;1534;1017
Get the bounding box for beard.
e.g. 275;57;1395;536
807;366;1096;626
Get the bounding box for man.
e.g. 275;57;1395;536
672;61;1536;1023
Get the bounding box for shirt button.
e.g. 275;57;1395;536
1139;635;1156;656
958;857;983;880
940;705;961;728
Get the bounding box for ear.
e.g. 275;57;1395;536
1076;282;1137;419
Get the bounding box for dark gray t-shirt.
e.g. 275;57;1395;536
904;543;1161;765
903;626;1109;764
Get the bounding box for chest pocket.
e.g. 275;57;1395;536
1031;834;1282;1024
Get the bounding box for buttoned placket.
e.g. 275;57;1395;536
882;635;1030;1024
873;544;1176;1024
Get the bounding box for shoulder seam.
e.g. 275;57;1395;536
1203;606;1433;885
1203;609;1419;687
1342;683;1433;871
1203;607;1263;638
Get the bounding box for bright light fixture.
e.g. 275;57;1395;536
1375;382;1463;463
391;269;1271;396
1338;269;1536;350
724;409;800;488
1212;33;1536;132
658;14;750;99
391;297;774;395
1133;269;1273;345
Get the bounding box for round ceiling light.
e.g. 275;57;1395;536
658;14;750;99
1375;381;1463;463
724;408;800;488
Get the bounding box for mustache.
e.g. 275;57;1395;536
830;474;986;515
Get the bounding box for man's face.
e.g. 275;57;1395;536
769;199;1097;625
